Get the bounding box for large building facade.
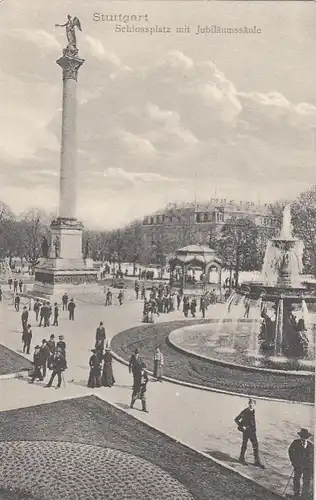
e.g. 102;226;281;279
141;198;275;263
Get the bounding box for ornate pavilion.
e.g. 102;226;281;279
169;245;222;293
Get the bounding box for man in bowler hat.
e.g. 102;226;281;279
235;399;265;468
288;428;313;499
130;364;149;412
45;347;66;389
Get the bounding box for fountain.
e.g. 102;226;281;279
239;204;316;365
168;205;316;372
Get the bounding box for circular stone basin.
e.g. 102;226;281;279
169;322;315;373
0;441;194;500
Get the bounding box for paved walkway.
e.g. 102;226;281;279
0;287;313;497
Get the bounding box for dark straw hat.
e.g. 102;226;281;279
298;428;312;439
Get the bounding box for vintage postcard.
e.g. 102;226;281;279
0;1;314;499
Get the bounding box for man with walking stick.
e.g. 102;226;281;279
288;428;313;499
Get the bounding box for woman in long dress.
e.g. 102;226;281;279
101;346;115;387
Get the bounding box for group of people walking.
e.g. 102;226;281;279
87;320;165;414
87;322;115;388
29;334;67;389
8;277;24;293
104;288;124;307
4;274;313;499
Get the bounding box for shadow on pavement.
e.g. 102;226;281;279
205;450;240;464
114;402;131;411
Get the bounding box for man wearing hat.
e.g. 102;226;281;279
47;334;56;369
67;298;76;320
39;339;51;378
57;335;66;354
288;428;313;498
235;399;265;468
45;346;67;389
130;363;149;412
29;345;43;383
95;322;106;358
129;348;144;390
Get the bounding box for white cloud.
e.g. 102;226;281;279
85;36;122;67
11;29;61;51
0;16;314;229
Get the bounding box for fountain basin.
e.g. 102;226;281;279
239;281;316;303
168;321;315;374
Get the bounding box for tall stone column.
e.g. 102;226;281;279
56;55;84;220
32;42;98;299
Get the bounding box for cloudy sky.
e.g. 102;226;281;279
0;0;315;229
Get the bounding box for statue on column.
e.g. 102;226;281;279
55;15;82;57
53;236;60;258
41;236;49;258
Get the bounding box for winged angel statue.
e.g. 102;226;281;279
55;15;82;57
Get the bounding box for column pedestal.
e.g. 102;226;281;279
33;218;98;300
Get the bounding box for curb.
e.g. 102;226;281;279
0;369;29;381
93;394;287;500
0;390;286;497
111;349;313;406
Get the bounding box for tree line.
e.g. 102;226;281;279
0;186;315;276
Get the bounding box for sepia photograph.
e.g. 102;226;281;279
0;1;314;499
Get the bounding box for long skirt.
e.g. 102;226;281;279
153;361;163;379
87;367;101;388
101;363;115;387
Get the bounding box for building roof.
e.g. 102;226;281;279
176;244;216;255
169;244;221;267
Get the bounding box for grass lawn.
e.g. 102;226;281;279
111;320;314;403
0;345;32;376
0;395;282;500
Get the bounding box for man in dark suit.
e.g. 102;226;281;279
53;302;59;326
56;335;66;355
39;339;51;379
45;347;66;389
47;334;56;368
21;306;28;332
288;428;313;499
29;346;43;383
95;322;106;358
68;298;76;320
235;399;265;468
129;348;144;394
14;293;20;312
39;303;46;326
130;365;148;412
62;292;69;311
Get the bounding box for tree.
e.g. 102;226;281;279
0;202;16;260
291;186;316;275
216;216;259;288
19;209;50;268
121;220;143;274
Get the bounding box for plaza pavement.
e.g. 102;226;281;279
0;285;314;497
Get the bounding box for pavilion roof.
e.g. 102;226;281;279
169;244;221;267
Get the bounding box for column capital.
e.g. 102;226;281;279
56;54;85;81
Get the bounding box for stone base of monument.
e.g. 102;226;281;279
31;258;99;301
